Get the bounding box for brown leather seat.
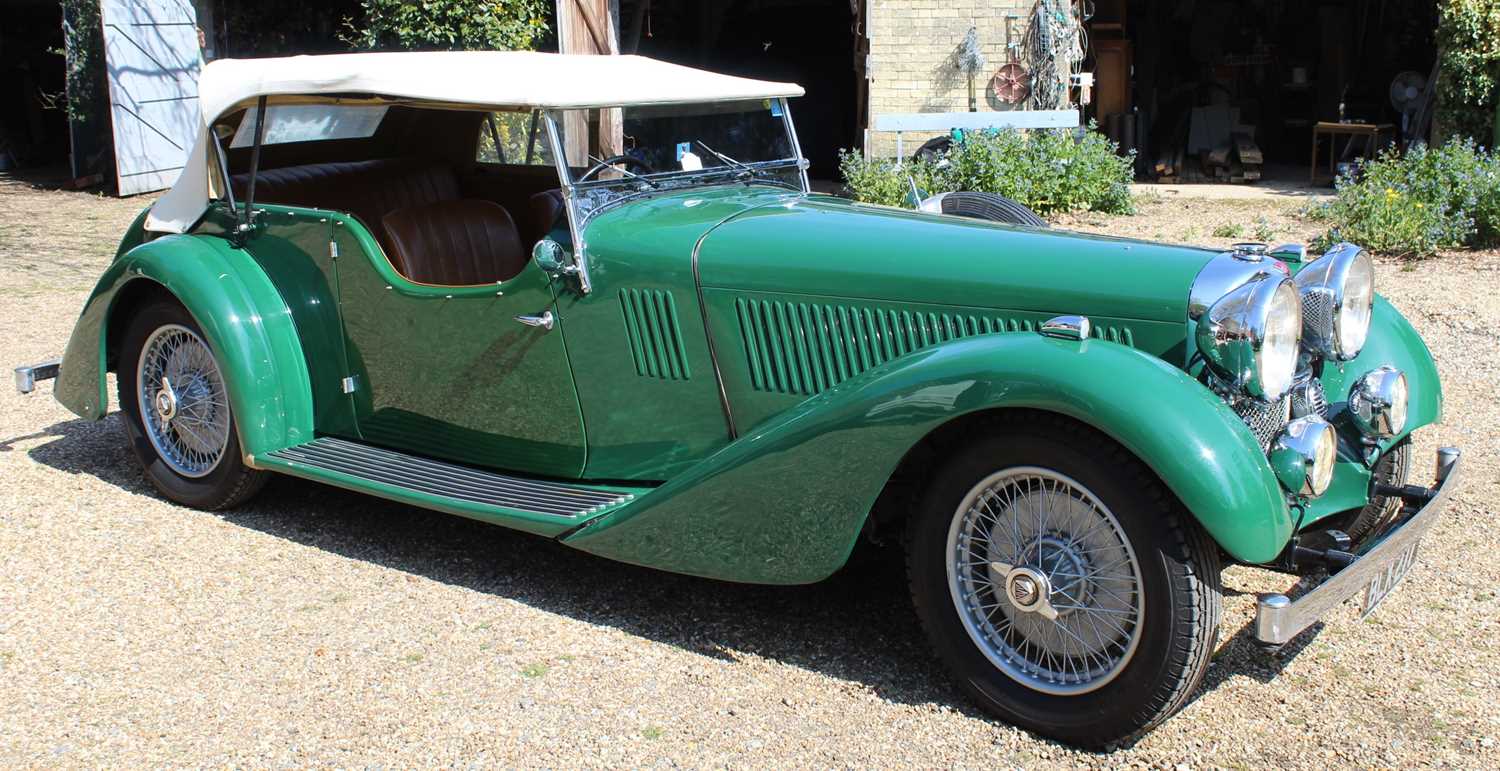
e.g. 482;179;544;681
230;158;462;248
381;199;527;286
527;188;566;244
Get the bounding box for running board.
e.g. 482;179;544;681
258;437;643;537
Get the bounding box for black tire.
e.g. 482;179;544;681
937;191;1048;227
906;413;1221;748
117;299;268;510
1339;437;1412;547
912;135;953;164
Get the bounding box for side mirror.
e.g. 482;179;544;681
533;239;566;272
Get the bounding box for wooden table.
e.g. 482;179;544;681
1311;122;1394;183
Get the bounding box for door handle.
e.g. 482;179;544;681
513;311;555;331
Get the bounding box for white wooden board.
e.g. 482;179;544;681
99;0;202;195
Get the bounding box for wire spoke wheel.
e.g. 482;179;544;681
135;324;231;478
945;467;1144;695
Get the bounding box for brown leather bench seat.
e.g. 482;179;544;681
230;158;564;285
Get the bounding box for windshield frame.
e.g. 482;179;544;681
541;97;808;294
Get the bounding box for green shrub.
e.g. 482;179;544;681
1437;1;1500;145
1315;139;1500;258
839;126;1135;216
345;0;549;52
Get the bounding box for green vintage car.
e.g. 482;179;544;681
16;52;1461;746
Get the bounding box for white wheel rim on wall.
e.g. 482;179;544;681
946;467;1145;695
135;324;231;478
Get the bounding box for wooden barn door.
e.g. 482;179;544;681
98;0;203;196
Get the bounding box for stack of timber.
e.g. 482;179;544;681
1154;105;1264;184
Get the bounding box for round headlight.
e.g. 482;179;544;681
1194;274;1303;402
1350;366;1409;440
1294;243;1375;361
1270;415;1337;497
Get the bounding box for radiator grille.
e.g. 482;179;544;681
619;289;691;380
733;298;1135;396
1235;395;1292;452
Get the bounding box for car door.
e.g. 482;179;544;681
332;213;587;479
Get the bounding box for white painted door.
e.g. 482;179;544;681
98;0;202;196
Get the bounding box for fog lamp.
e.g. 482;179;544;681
1270;415;1338;497
1349;366;1408;441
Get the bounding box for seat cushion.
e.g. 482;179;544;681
381;200;527;286
527;188;566;245
230;158;461;246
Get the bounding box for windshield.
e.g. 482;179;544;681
549;98;804;222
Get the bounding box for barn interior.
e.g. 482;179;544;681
0;0;77;175
1086;0;1440;184
614;0;861;179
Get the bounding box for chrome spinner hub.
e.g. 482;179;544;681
154;378;178;422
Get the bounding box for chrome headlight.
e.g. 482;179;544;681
1195;275;1302;402
1349;365;1408;440
1293;243;1374;361
1270;415;1338;497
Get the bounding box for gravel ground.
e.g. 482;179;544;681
2;177;1497;767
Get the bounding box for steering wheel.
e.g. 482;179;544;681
577;154;658;182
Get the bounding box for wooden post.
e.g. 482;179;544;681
556;0;622;162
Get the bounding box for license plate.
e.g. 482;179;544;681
1359;540;1422;619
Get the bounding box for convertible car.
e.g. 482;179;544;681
15;52;1459;747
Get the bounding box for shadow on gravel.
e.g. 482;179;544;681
22;415;1292;742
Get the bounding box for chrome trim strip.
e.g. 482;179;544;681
691;226;739;440
14;358;61;394
266;437;632;518
1254;447;1462;645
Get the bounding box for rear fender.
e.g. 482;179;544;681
562;333;1291;584
55;234;314;456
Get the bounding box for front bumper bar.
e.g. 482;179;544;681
14;359;61;394
1254;446;1462;646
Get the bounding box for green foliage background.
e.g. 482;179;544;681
839;127;1135;216
1437;0;1500;144
345;0;550;52
1314;139;1500;258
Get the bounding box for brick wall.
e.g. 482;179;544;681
866;0;1033;158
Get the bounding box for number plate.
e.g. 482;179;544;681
1359;540;1421;619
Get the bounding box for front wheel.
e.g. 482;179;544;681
907;415;1221;748
117;299;268;510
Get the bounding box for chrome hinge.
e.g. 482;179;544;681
329;240;340;259
341;375;358;394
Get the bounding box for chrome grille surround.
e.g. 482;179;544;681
1299;287;1338;354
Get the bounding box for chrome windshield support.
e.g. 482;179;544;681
777;97;812;193
544;111;593;295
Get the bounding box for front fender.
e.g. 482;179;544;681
55;234;314;456
563;333;1291;584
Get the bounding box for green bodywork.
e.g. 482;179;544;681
55;185;1443;583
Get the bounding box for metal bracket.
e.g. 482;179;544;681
341;375;359;394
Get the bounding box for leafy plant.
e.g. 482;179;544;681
1313;139;1500;258
839;125;1135;216
345;0;549;52
1437;1;1500;145
1212;223;1245;238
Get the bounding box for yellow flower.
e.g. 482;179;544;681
1416;202;1425;209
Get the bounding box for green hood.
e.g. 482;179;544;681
695;195;1216;324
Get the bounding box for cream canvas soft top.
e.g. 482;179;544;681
146;52;804;233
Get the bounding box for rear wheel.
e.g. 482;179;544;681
117;299;267;510
907;415;1220;747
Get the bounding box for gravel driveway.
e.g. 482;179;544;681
2;179;1496;767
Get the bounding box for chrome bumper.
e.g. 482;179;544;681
14;359;61;394
1254;446;1462;646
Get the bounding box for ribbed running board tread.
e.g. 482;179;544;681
267;437;633;517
